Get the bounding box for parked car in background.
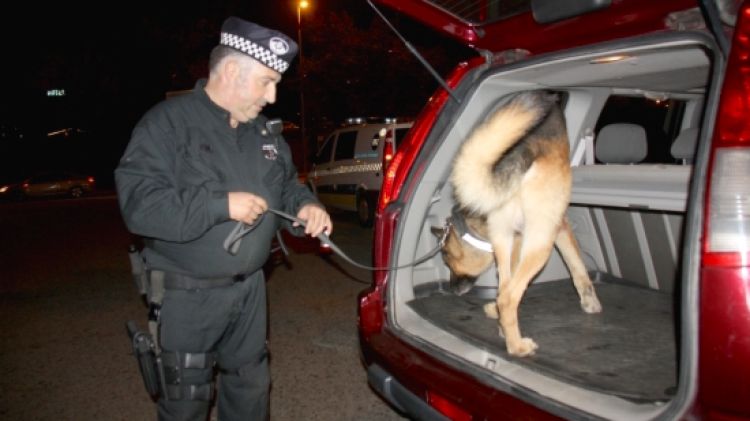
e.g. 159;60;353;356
14;171;95;199
308;118;413;227
359;0;750;420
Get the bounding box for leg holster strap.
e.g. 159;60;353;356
160;351;216;401
165;383;213;401
161;351;215;370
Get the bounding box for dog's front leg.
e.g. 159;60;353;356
484;236;537;356
483;234;513;322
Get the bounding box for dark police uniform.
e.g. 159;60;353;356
116;77;319;420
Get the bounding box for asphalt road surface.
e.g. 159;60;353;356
0;194;406;420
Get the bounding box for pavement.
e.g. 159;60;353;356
0;199;407;420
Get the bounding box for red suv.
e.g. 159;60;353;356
358;0;749;419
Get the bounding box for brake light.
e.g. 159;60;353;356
377;57;483;214
703;3;750;268
427;391;472;421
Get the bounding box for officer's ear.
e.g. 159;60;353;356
222;58;242;81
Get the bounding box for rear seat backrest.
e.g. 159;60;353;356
595;123;648;164
670;127;699;164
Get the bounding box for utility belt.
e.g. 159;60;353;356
162;272;250;290
126;247;247;402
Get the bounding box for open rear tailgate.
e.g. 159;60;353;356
372;0;698;54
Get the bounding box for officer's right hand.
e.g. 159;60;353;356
228;192;268;225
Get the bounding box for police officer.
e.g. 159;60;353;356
116;16;332;421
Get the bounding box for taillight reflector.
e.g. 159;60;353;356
427;391;472;421
707;149;750;257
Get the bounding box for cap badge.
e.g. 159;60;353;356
269;37;290;55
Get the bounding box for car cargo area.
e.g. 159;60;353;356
387;34;714;420
409;275;677;403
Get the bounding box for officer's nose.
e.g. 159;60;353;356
265;83;277;105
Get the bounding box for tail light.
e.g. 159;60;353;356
699;2;750;418
427;391;473;421
704;3;750;267
87;176;95;184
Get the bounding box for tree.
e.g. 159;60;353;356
298;11;471;128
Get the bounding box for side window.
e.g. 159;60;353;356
314;135;335;165
594;96;686;164
334;131;357;161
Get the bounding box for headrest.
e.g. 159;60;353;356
670;127;699;162
595;123;648;164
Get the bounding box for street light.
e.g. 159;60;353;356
297;0;309;173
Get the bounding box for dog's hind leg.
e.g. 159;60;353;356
555;218;602;314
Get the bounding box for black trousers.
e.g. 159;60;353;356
157;271;269;421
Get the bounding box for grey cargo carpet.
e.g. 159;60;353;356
407;279;677;402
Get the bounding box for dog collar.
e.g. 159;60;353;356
460;232;493;252
449;207;493;253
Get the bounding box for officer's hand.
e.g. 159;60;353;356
295;204;333;238
228;192;268;225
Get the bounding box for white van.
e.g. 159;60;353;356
308;119;412;226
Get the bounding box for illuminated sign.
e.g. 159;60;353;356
47;89;66;97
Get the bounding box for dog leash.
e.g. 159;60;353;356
223;208;447;271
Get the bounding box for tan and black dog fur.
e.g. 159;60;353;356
441;91;602;357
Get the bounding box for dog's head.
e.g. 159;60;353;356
431;214;494;295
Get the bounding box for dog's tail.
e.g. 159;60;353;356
451;91;555;214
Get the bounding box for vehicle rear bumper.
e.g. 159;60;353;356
367;363;449;421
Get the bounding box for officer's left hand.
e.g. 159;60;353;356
295;204;333;238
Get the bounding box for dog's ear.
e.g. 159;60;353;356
430;226;446;239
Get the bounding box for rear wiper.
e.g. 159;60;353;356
367;0;461;104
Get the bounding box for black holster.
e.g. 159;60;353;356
126;320;165;401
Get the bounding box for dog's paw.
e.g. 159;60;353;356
483;302;499;319
581;294;602;314
507;337;538;357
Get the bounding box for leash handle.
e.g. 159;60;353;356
223;208;443;271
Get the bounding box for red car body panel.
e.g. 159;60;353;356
360;0;750;419
374;0;697;54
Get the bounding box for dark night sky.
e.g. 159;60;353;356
0;1;471;184
0;1;367;123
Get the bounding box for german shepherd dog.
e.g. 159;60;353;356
439;91;602;357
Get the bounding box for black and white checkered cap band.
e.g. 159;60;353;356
221;32;290;73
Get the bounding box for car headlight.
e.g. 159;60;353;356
0;186;8;193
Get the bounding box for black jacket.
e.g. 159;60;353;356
115;80;318;278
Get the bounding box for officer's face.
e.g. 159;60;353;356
233;60;281;122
